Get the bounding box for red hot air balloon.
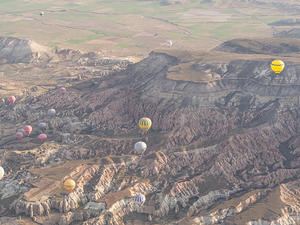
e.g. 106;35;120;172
24;125;32;136
38;134;47;142
59;87;67;94
16;132;24;140
8;96;16;104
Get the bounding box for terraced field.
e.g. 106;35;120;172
0;0;297;56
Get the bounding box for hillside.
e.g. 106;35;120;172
213;38;300;54
0;37;299;225
0;37;51;64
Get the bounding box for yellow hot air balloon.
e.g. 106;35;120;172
63;179;76;193
0;166;4;180
138;117;152;132
271;60;285;74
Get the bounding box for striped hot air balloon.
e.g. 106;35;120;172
133;193;146;205
138;117;152;132
271;60;285;74
63;179;76;193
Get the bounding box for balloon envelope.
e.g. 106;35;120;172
17;128;25;134
38;122;47;129
64;179;76;192
271;60;285;74
59;87;66;94
48;109;56;116
167;40;173;46
134;141;147;153
24;125;32;135
138;117;152;132
133;193;146;205
0;166;4;180
8;96;16;104
38;134;47;142
16;132;24;140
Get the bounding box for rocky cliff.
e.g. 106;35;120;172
0;37;51;64
0;37;300;224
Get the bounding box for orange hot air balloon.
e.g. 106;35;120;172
24;125;32;135
8;96;16;104
16;132;24;140
63;179;76;193
38;134;47;142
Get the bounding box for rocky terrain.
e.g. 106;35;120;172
274;29;300;39
0;37;300;225
269;19;300;27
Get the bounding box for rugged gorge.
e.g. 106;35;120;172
0;37;300;225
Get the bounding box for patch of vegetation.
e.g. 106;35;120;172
47;41;60;47
239;24;262;34
0;21;22;28
67;33;105;44
117;42;135;48
168;32;187;38
187;24;211;35
258;16;286;24
211;22;239;39
4;31;16;35
0;0;52;12
53;12;96;21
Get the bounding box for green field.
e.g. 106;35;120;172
0;0;295;56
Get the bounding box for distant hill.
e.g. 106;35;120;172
274;28;300;39
269;19;300;26
214;38;300;54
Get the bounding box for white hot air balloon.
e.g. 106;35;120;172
48;108;56;117
134;141;147;154
0;166;5;180
167;40;173;47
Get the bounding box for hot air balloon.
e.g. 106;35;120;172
24;125;32;136
16;132;24;140
167;40;173;47
134;141;147;154
8;96;16;104
40;11;44;16
48;108;56;117
133;193;146;205
17;128;25;134
59;87;66;94
38;122;47;131
138;117;152;132
38;133;47;142
271;60;285;74
0;166;4;180
63;179;76;192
